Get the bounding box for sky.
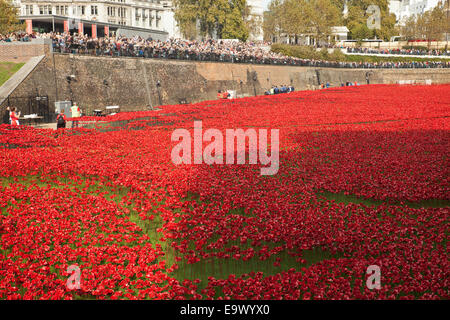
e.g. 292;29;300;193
262;0;271;10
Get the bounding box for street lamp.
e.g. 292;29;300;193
103;79;110;106
66;74;76;103
447;0;449;48
156;80;162;106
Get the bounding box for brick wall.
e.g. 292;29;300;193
0;40;52;63
2;53;450;116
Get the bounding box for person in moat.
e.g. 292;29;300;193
57;109;67;129
2;106;10;124
270;86;275;95
9;107;20;126
71;103;81;128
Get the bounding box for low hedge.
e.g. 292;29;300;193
271;44;450;63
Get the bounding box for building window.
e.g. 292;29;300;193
56;5;67;15
156;10;161;28
39;5;52;15
118;7;126;18
25;5;33;15
107;7;116;17
91;6;98;15
149;10;154;27
77;6;85;15
135;8;140;21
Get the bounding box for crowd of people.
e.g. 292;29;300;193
55;33;450;68
346;46;450;57
2;104;82;129
0;32;33;42
264;85;295;95
1;31;450;68
44;32;450;69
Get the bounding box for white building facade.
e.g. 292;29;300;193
16;0;180;38
246;0;264;41
15;0;264;40
389;0;443;24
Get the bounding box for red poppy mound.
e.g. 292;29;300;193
0;84;449;300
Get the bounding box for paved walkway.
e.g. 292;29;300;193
34;122;58;130
33;121;95;130
0;55;45;105
345;52;450;59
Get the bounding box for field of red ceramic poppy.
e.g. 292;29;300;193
0;84;449;300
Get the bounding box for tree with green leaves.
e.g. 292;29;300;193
262;0;285;41
0;0;24;34
244;3;263;41
304;0;342;46
417;2;448;47
173;0;250;41
401;15;419;41
219;0;249;40
263;0;341;45
172;0;198;40
344;0;397;41
401;1;449;47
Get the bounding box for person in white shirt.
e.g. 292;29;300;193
71;103;81;128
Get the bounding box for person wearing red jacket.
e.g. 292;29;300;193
9;107;20;126
217;90;230;99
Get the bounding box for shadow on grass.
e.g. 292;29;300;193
317;191;450;209
168;243;343;294
172;191;344;291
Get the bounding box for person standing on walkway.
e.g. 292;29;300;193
56;109;67;129
71;103;81;128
